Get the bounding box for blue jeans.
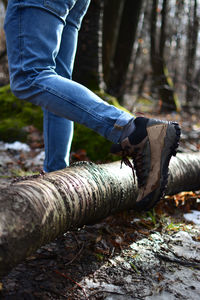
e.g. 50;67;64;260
4;0;134;172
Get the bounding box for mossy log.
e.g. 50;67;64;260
0;153;200;278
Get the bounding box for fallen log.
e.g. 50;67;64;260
0;152;200;278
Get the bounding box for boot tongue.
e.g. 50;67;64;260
110;143;123;154
129;117;148;145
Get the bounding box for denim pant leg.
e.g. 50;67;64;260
43;110;74;171
4;0;134;149
43;12;80;172
43;0;93;172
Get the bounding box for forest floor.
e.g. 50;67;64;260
0;111;200;300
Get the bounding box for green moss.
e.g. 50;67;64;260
0;118;27;142
72;123;117;162
0;85;43;142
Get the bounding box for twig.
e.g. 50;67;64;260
89;290;125;298
65;242;85;266
55;270;89;300
72;232;82;248
156;253;200;269
89;290;151;299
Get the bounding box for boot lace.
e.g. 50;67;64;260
121;148;144;187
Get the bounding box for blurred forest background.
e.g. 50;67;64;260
1;0;200;112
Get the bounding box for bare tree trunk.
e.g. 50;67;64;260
185;0;199;104
193;69;200;105
2;0;8;9
128;0;149;94
150;0;180;112
172;0;185;88
107;0;143;101
0;153;200;278
0;49;6;61
73;0;104;90
102;0;125;84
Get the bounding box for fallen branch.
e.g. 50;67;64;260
0;153;200;278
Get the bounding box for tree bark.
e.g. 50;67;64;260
0;153;200;278
172;0;185;88
185;0;199;104
0;49;7;61
1;0;8;9
107;0;143;100
73;0;104;90
102;0;125;85
150;0;180;112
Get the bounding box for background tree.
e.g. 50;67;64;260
150;0;180;112
102;0;125;85
105;0;144;101
2;0;7;9
172;0;185;89
73;0;104;90
185;0;199;105
0;0;8;86
127;1;151;99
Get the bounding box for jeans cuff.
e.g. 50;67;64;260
107;111;134;143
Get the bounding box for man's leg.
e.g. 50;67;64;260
43;0;90;172
43;111;73;172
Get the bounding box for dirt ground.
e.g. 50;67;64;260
0;111;200;300
1;212;200;300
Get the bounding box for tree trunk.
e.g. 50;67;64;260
128;0;149;94
107;0;143;101
2;0;8;9
194;68;200;105
150;0;180;112
0;153;200;278
0;49;7;61
102;0;125;85
172;0;185;88
73;0;104;90
185;0;199;104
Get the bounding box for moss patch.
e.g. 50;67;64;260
72;123;115;162
0;85;43;142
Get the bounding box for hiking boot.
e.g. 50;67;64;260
111;117;181;211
